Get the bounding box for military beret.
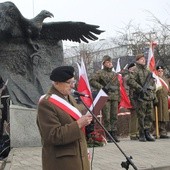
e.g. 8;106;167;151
136;54;145;61
156;65;164;70
102;55;112;64
50;66;75;82
128;63;136;69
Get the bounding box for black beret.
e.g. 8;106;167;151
128;63;136;70
50;66;75;82
156;65;164;70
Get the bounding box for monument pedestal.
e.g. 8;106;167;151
10;105;41;148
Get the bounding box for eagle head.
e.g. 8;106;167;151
39;10;54;19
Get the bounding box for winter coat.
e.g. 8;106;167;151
37;86;90;170
155;76;170;121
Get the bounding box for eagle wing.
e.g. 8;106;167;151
40;21;104;43
0;2;104;43
0;2;24;40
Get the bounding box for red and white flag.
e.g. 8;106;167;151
147;42;162;90
118;74;132;110
115;58;132;111
147;42;156;72
159;77;169;92
115;58;121;73
77;59;93;107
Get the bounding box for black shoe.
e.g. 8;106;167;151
107;139;114;143
112;136;120;143
144;130;155;142
108;131;120;143
130;135;139;140
160;135;170;139
107;137;119;143
139;135;146;142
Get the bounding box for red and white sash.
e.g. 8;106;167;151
159;77;170;92
48;94;82;120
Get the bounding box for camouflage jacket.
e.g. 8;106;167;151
90;67;120;101
127;63;156;101
124;71;137;106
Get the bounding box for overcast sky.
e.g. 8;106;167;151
1;0;170;47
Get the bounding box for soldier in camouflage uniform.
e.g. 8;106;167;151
90;55;120;142
127;54;156;142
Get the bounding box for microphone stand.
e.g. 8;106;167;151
79;97;138;170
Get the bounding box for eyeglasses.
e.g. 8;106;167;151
158;70;164;73
64;80;77;85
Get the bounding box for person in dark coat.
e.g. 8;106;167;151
37;66;92;170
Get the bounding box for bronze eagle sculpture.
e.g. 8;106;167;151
0;1;104;108
0;1;104;48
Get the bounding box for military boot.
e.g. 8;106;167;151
139;131;146;142
106;131;113;143
111;131;120;143
144;129;155;142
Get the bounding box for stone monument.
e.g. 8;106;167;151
0;1;103;147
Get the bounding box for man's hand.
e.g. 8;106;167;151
77;113;93;128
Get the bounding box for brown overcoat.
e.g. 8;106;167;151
155;76;170;121
37;86;90;170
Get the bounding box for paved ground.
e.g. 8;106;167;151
1;136;170;170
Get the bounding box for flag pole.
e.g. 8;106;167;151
155;106;159;138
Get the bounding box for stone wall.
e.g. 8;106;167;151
10;105;41;148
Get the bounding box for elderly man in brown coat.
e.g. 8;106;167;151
154;66;170;138
37;66;92;170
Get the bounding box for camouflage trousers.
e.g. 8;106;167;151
102;100;118;131
129;108;139;137
136;100;154;133
152;121;168;136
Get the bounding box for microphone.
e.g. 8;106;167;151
71;89;90;98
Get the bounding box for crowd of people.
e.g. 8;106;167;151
125;55;170;140
0;52;169;169
89;54;170;143
36;54;169;169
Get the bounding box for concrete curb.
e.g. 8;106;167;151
3;148;14;170
145;166;170;170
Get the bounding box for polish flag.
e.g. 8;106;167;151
115;58;121;73
118;74;132;110
115;58;132;110
77;59;93;107
147;42;156;72
147;42;162;90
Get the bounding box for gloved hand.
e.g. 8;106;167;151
139;87;146;93
153;97;158;106
102;87;109;94
138;88;146;99
147;86;154;90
